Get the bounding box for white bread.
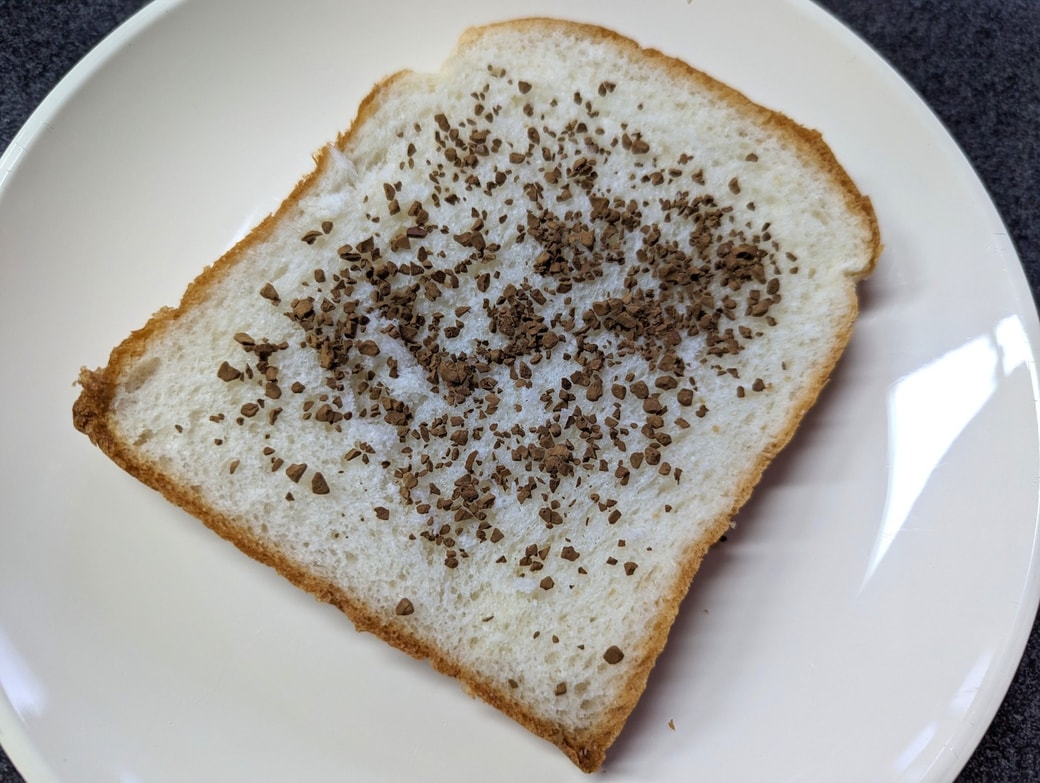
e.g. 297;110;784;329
73;18;879;772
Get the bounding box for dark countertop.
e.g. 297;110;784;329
1;1;1038;780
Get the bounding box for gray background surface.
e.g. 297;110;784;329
2;1;1038;780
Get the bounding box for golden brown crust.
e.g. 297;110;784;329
72;17;879;774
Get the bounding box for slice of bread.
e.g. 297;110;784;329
73;18;879;772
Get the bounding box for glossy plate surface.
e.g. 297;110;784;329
1;1;1038;780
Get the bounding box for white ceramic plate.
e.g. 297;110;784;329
2;1;1038;780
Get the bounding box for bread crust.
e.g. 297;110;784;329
73;17;880;773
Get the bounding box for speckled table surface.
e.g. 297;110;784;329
1;1;1038;780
